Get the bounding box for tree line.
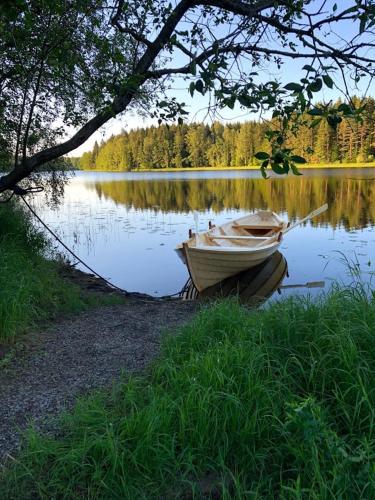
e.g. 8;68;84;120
78;97;375;171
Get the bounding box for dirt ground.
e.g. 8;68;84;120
0;269;197;463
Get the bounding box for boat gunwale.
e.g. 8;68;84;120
191;240;281;253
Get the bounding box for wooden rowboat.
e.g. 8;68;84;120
177;204;328;292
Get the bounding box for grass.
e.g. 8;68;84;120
2;286;375;498
0;202;121;343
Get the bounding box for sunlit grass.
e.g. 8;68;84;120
2;287;375;498
0;202;121;343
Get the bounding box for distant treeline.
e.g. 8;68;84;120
79;97;375;170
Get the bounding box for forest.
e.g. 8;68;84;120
78;97;375;171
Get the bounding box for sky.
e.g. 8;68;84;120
70;0;375;156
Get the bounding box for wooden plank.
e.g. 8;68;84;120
232;224;282;230
208;235;271;241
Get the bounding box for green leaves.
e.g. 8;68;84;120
359;16;366;34
272;162;288;175
337;103;353;115
327;114;342;130
260;165;268;179
322;74;334;89
223;95;236;109
290;164;302;175
284;82;303;92
1;0;373;192
302;65;316;73
194;79;204;94
308;78;322;93
284;74;327;99
290;155;306;164
254;146;307;178
254;152;270;160
237;94;255;107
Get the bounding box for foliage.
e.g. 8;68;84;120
79;97;375;171
1;0;375;192
0;202;118;342
0;0;150;187
2;289;375;497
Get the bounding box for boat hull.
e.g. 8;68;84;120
183;241;281;292
187;250;287;304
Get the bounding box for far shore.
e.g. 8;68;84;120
78;162;375;173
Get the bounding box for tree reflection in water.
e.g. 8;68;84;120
90;175;375;231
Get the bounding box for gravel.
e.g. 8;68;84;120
0;297;197;463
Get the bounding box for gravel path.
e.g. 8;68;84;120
0;297;197;462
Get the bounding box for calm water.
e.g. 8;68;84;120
32;169;375;297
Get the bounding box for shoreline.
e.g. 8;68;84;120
78;162;375;173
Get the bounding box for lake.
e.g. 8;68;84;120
32;168;375;298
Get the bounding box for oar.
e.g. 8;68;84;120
253;203;328;248
283;203;328;235
280;281;325;290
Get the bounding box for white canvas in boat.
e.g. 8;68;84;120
177;211;287;292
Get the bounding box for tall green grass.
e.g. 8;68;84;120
2;287;375;498
0;202;108;342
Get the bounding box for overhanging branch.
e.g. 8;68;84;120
0;0;373;193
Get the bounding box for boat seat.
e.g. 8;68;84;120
208;235;271;241
232;224;282;230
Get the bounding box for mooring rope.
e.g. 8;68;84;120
1;184;188;300
20;193;130;295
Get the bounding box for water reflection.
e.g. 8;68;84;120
88;173;375;230
184;251;327;305
32;169;375;296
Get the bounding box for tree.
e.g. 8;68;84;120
1;0;375;193
173;124;188;168
235;122;255;167
80;151;94;170
92;141;100;169
186;124;211;167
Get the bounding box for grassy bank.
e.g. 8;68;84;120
0;202;115;343
2;287;375;497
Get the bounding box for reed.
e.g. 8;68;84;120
2;285;375;498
